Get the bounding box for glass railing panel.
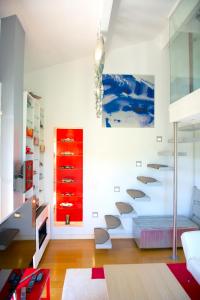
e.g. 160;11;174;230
169;0;200;103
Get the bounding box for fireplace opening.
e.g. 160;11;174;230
38;218;48;249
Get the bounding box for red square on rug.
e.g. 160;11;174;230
167;263;200;300
91;268;105;279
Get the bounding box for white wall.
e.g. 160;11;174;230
25;40;193;239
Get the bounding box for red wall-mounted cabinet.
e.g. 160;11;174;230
55;129;83;223
25;160;33;192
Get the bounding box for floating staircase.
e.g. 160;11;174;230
94;161;172;249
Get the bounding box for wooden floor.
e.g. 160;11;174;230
0;240;35;268
39;239;185;300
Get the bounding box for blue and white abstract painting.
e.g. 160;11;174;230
102;74;155;128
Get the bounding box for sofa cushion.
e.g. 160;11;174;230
181;230;200;260
188;258;200;284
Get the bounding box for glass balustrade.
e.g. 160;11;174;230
170;0;200;103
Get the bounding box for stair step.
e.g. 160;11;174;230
0;229;19;250
126;189;146;199
168;137;200;143
137;176;158;184
147;163;168;170
115;202;134;215
104;215;121;229
94;227;110;244
158;151;187;157
94;228;112;249
178;123;200;131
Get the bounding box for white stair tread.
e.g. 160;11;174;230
115;202;135;215
95;238;112;249
137;176;159;184
104;215;121;229
168;137;200;143
147;163;168;170
178;123;200;131
158;151;187;157
120;211;138;218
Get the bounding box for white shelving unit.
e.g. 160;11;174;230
39;107;45;204
23;91;45;207
23;91;50;267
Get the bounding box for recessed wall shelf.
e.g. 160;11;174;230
55;129;83;223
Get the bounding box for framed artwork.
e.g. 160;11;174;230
102;74;155;128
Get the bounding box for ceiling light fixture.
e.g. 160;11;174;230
94;31;105;118
14;212;21;218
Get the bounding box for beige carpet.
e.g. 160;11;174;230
62;268;108;300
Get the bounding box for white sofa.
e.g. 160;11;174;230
181;230;200;284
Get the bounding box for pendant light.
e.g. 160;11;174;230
94;31;105;118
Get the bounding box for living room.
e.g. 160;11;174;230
0;0;200;299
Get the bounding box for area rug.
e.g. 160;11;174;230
167;263;200;300
61;268;108;300
62;264;200;300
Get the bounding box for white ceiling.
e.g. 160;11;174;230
108;0;177;49
0;0;177;72
0;0;100;71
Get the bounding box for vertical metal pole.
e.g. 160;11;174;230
172;122;178;260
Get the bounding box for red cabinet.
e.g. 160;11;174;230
25;160;33;192
55;129;83;223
